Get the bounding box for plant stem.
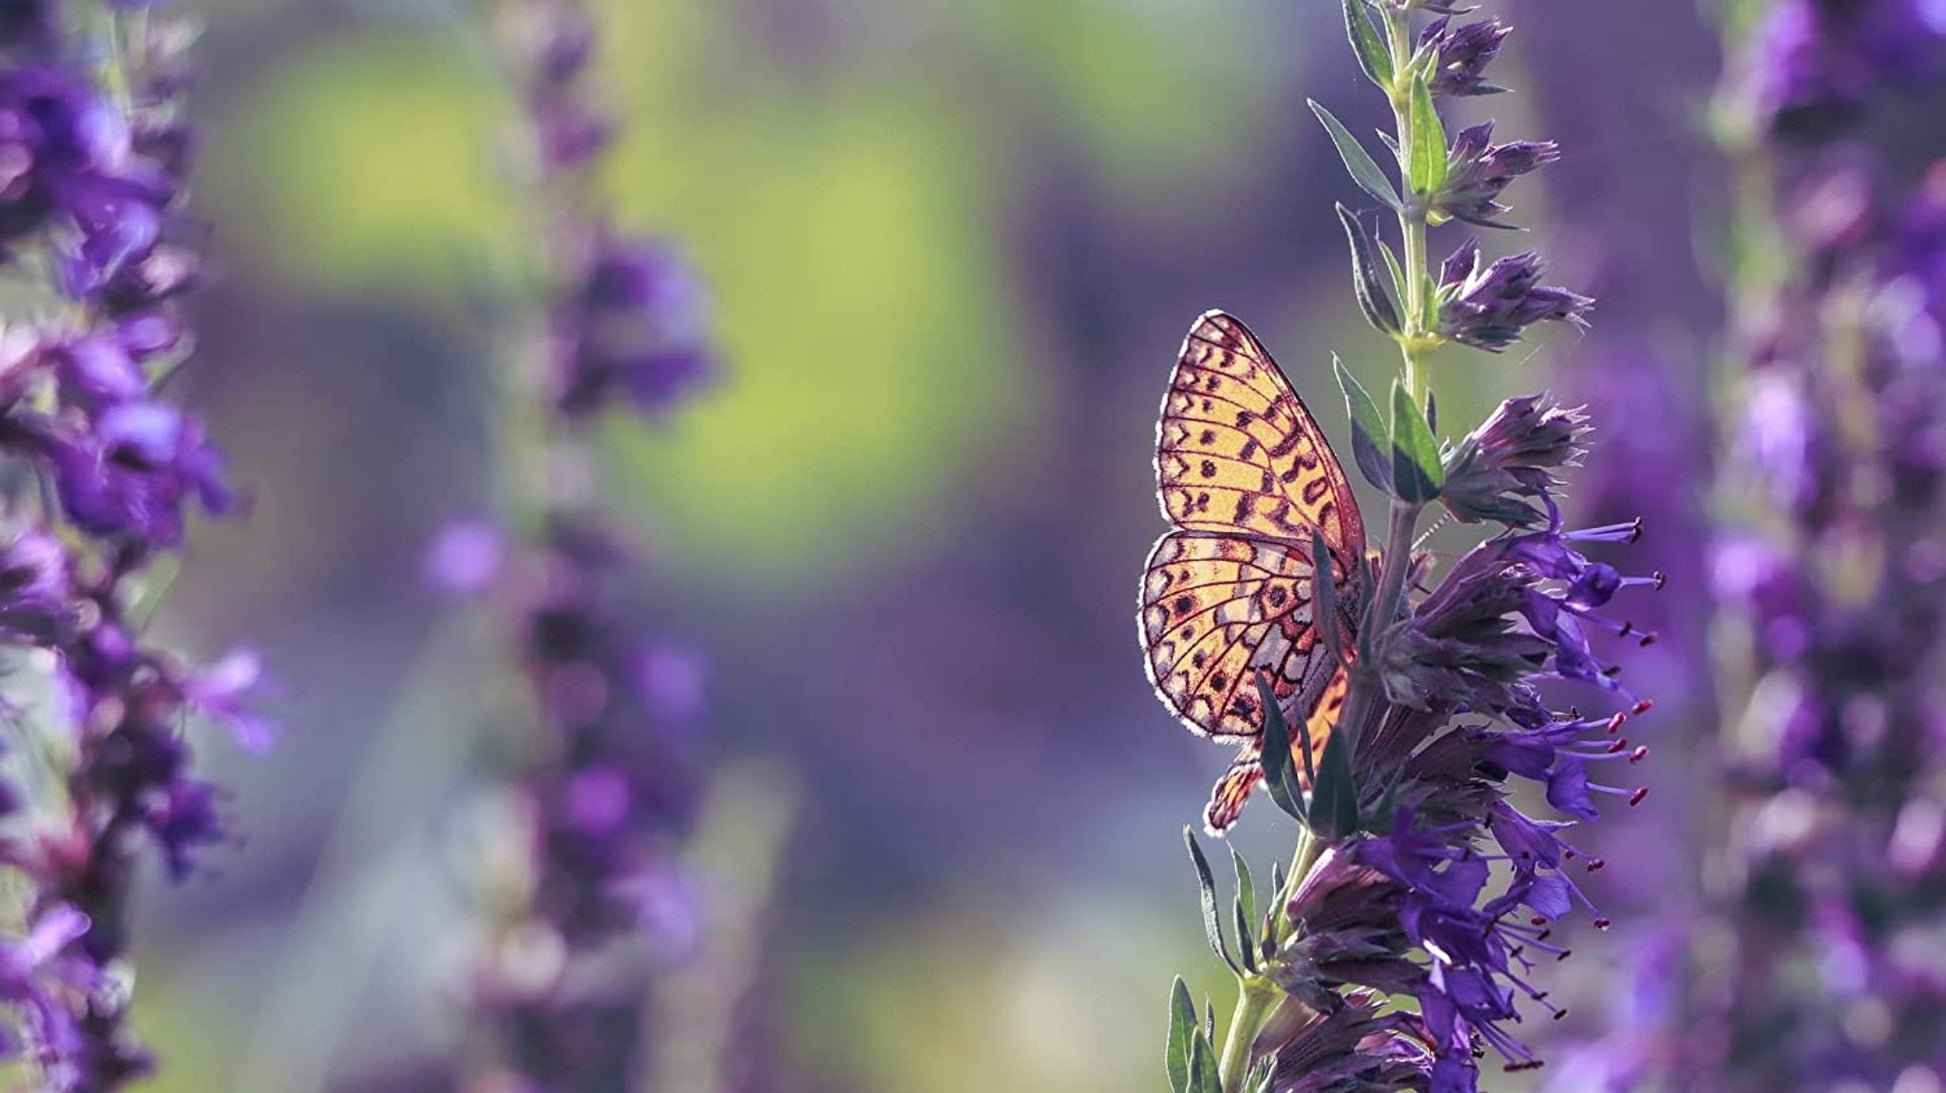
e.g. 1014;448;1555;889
1217;979;1280;1092
1381;5;1435;403
1335;498;1423;759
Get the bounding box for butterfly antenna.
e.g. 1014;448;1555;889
1414;510;1451;552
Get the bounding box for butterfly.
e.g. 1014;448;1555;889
1138;310;1368;835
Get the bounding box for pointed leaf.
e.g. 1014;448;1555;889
1187;1033;1209;1093
1408;75;1449;197
1310;729;1362;840
1253;672;1309;825
1203;995;1216;1045
1192;1027;1222;1093
1167;977;1196;1093
1232;848;1257;930
1378;239;1407;307
1232;893;1258;973
1390;379;1442;502
1334;356;1392;493
1337;206;1401;336
1309;101;1402;212
1311;526;1345;669
1185;828;1240;974
1341;0;1393;88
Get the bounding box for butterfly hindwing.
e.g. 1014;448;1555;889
1141;530;1325;740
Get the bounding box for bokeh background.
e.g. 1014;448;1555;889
134;0;1723;1089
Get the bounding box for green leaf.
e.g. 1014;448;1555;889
1232;893;1258;973
1336;205;1401;336
1184;828;1240;974
1390;379;1443;502
1166;977;1196;1093
1310;729;1362;840
1232;848;1257;929
1186;1030;1208;1093
1311;526;1345;670
1187;1030;1220;1093
1334;356;1392;493
1378;238;1408;308
1408;74;1448;197
1254;672;1310;826
1308;101;1402;212
1341;0;1393;88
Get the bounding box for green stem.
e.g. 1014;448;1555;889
1381;5;1435;403
1335;498;1423;760
1217;979;1280;1092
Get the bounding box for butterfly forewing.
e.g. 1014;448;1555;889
1156;312;1367;558
1139;310;1365;834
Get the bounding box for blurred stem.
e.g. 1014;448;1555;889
232;622;475;1093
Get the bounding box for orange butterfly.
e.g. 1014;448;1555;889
1139;311;1368;834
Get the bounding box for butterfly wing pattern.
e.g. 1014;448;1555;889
1139;311;1367;834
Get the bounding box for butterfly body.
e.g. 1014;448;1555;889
1139;311;1368;834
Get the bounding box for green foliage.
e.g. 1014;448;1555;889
1389;378;1443;502
1335;356;1392;493
1407;75;1448;200
1336;205;1401;336
1340;0;1393;90
1309;101;1402;213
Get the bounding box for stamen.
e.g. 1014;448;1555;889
1629;786;1650;806
1629;745;1650;764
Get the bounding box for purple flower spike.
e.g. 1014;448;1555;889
1422;16;1511;97
0;7;271;1087
1436;240;1593;352
1434;123;1560;228
459;2;721;1089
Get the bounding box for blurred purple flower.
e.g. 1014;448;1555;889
0;8;270;1088
462;2;720;1088
1733;0;1946;137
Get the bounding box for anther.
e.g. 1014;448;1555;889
1632;698;1655;715
1586;858;1606;872
1606;738;1629;753
1593;917;1612;931
1556;949;1573;961
1630;745;1650;764
1639;631;1659;647
1530;916;1549;927
1629;787;1650;806
1553;1009;1569;1021
1606;713;1626;733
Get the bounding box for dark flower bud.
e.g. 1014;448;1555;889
1421;16;1511;97
1441;394;1591;527
1435;239;1593;352
1433;122;1558;227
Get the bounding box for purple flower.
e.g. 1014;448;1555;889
1440;394;1591;527
1421;16;1510;97
1733;0;1946;137
1433;123;1559;227
1436;240;1593;352
460;3;720;1088
555;236;715;417
0;9;269;1087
